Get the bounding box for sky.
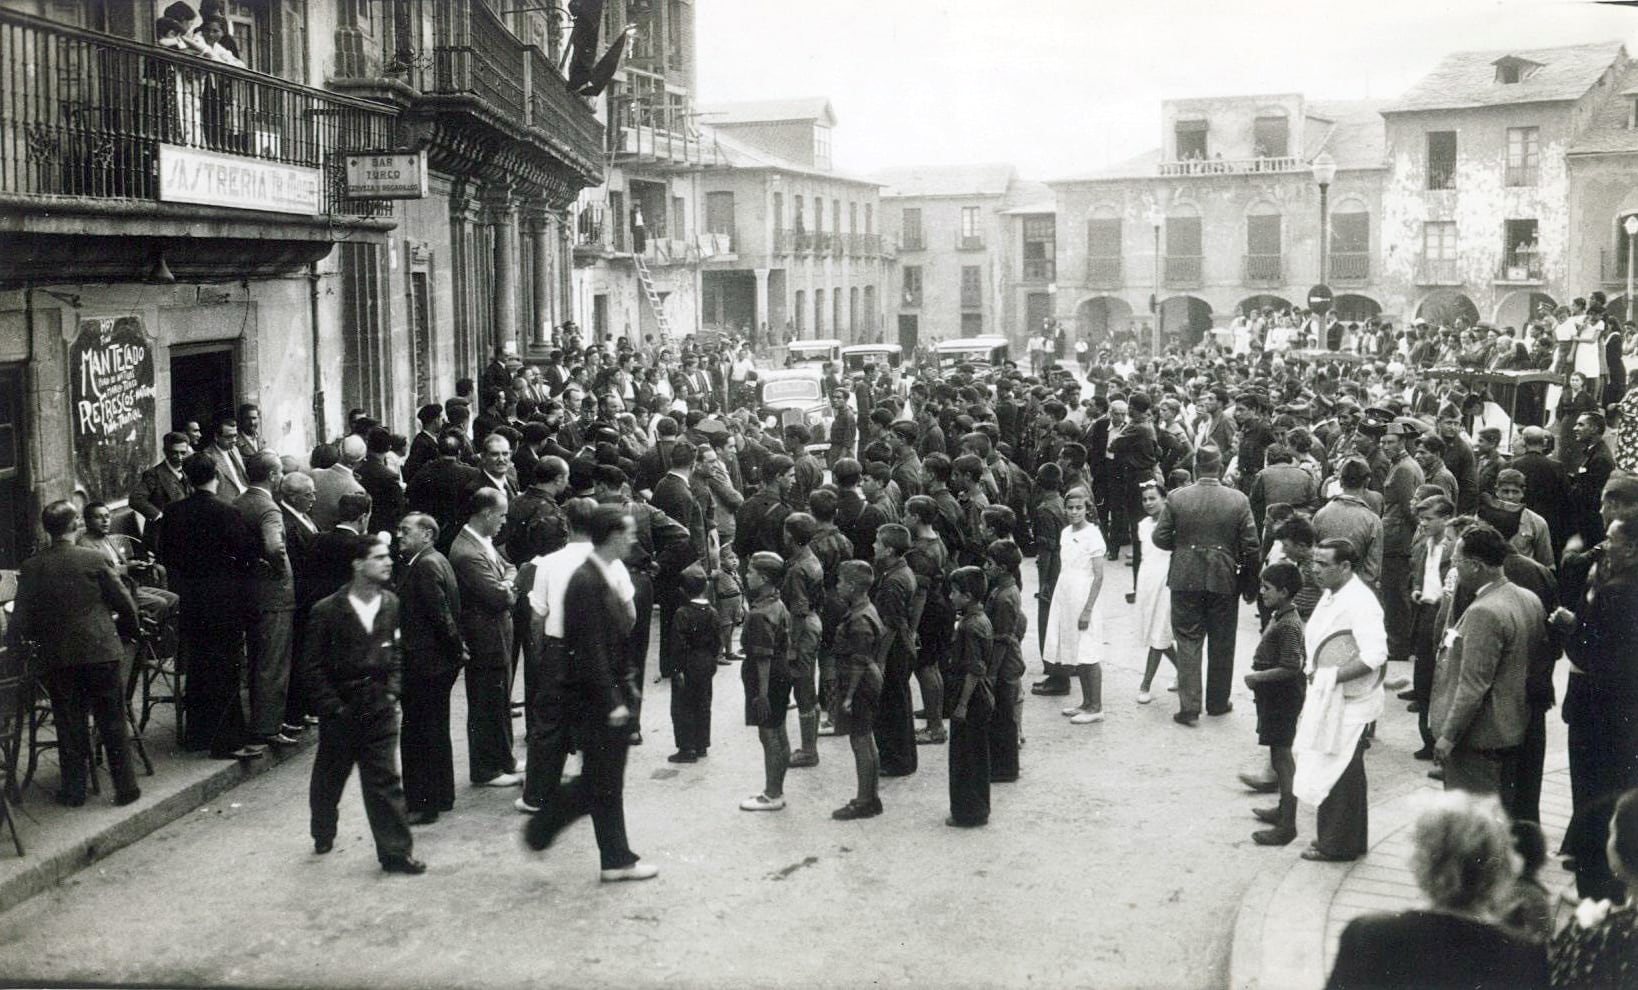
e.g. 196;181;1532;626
695;0;1638;180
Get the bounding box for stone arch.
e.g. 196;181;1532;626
1333;294;1382;324
1159;295;1214;348
1237;294;1293;316
1492;290;1556;330
1415;290;1481;329
1075;295;1135;348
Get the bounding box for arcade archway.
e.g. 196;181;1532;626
1415;290;1480;329
1333;294;1381;324
1237;294;1293;316
1159;295;1215;348
1075;295;1134;349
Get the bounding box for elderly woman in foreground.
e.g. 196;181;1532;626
1324;791;1547;990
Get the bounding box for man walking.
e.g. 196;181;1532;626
303;535;424;874
1153;447;1258;725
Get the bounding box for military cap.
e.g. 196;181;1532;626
695;418;728;439
748;551;786;579
1382;421;1421;438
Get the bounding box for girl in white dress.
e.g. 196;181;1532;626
1042;488;1107;723
1133;482;1176;703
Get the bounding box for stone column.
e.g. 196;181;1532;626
486;186;519;354
754;267;770;342
525;202;552;349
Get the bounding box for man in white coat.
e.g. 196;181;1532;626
1293;536;1387;863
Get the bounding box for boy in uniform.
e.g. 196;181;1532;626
739;552;791;812
832;559;886;820
667;565;719;764
946;566;994;827
983;540;1027;782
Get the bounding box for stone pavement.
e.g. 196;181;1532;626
1230;759;1577;990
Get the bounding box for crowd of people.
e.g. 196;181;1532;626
6;292;1638;977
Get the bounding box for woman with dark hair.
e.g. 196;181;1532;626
1551;787;1638;987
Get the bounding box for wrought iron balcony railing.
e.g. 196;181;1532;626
1244;253;1282;283
0;8;393;217
1158;155;1301;177
1087;255;1122;288
1330;252;1370;281
1164;255;1203;286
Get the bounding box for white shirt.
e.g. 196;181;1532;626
528;542;594;637
1304;574;1388;726
1419;539;1446;604
347;591;382;631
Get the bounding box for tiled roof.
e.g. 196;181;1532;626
1571;59;1638;155
1048;147;1163;183
999;178;1055;213
1304;100;1387;170
874;163;1017;199
1381;41;1625;112
702;125;883;185
698;98;836;127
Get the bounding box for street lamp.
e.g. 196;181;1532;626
1311;152;1337;285
1147;203;1165;357
1625;214;1637;323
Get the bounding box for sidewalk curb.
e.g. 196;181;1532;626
0;739;310;915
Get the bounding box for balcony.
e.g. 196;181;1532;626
773;229;792;255
1330;252;1370;282
608;91;713;168
814;231;836;254
1416;258;1463;285
1495;250;1544;284
1164;255;1203;287
1244;253;1282;283
1087;255;1122;288
899;235;925;252
795;231;815;254
956;233;985;251
1022;258;1056;283
1427;161;1457;191
1158;155;1302;177
1505;163;1538;187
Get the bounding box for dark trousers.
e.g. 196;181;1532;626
43;662;136;801
181;626;247;756
948;691;991;825
873;644;917;775
284;605;311;725
628;573;655;722
1445;745;1518;814
308;705;413;862
1410;601;1440;749
400;667;459;814
523;639;572;809
988;675;1020;780
1513;708;1548;824
1171;590;1239;716
1567;706;1638;817
246;607;293;738
1315;737;1369;859
540;710;637;870
669;668;715;753
656;586;683;678
464;661;516;783
1380;555;1412;661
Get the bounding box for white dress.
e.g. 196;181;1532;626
1042;523;1107;667
1135;516;1174;650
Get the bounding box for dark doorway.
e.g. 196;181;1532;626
0;364;29;566
898;314;919;356
170;344;237;437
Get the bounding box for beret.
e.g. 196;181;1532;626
748;551;785;578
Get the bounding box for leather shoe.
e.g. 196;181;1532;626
789;749;818;768
1030;680;1071;696
1396;689;1417;701
831;797;883;820
1300;847;1358;863
406;810;440;826
666;750;698;764
1428;767;1445;781
1207;704;1234;716
314;839;333;854
945;815;987;828
1252;805;1281;824
628;731;643;746
55;791;86;808
1238;771;1279;793
1412;746;1435;761
114;788;142;807
1253;826;1297;846
380;855;427;875
1406;701;1424;714
1173;712;1199;727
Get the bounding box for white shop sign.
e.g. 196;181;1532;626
344;151;429;199
158;144;322;215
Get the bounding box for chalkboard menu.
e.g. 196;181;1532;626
71;315;156;502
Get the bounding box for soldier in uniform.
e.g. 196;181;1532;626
903;496;952;744
871;524;919;778
807;489;854;731
303;535;424;874
738;552;791;812
945;566;994;828
984;540;1027;783
831;559;886;820
781;513;825;768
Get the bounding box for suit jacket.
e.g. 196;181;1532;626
1152;478;1258;595
396;548;463;677
1429;579;1543;751
300;588;402;719
203;444;249;501
1508;451;1570;545
635;438;675;494
563;556;637;714
1406;534;1451;604
234;486;295;611
305;527;368;606
403;430;440;482
154;490;255;631
1565;571;1638;715
281;503;319;613
357;456;406;535
129;461;191;522
8;543;138;669
651;471;710;562
404;457;484;548
311;463;367;531
1323;911;1545;990
449;527;514;667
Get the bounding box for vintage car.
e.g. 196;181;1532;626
785;337;843;369
841;343;906;395
756;368;836;455
930;336;1011;377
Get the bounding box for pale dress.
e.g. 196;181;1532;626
1042;523;1108;667
1135;516;1174;650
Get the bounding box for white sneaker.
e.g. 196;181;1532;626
514;796;542;814
1070;710;1105;724
1136;691;1153;705
600;863;660;882
477;772;522;787
1061;705;1084;717
739;794;786;812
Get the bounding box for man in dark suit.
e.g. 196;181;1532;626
634;417;679;494
129;431;193;546
1509;427;1571;560
358;427;407;536
403;404;445;483
1152;446;1259;724
524;504;656;882
1562;512;1638;818
451;487;521;787
650;439;710;679
8;500;141;806
202;414;250;502
394;512;464;825
302;534;424;874
405;432;483;554
1568;411;1616;547
305;493;373;605
236;451;299;746
155;453;261;759
278;472;321;729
